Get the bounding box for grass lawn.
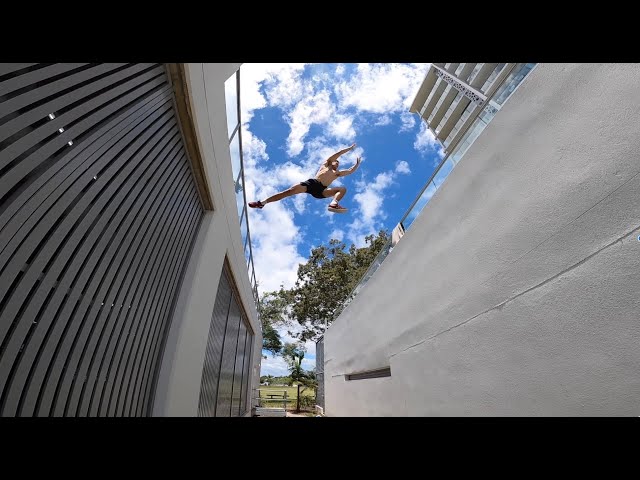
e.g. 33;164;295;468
257;384;316;409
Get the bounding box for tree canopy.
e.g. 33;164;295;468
259;229;389;345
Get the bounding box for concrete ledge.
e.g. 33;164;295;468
255;407;287;417
165;63;213;210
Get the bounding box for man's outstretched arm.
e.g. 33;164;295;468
324;143;356;166
337;156;361;177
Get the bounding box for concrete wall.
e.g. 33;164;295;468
152;64;262;416
324;63;640;416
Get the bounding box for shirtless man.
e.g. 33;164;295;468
248;143;361;213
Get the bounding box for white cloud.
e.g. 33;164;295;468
345;169;401;246
414;121;438;153
238;63;430;295
328;114;356;140
329;229;345;242
239;63;308;123
334;63;429;113
395;160;411;174
301;358;315;370
374;115;392;127
240;128;268;169
247;202;306;293
260;354;289;377
399;111;416;132
354;171;394;223
260;348;317;376
286;89;335;157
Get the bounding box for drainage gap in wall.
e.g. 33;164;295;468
345;367;391;381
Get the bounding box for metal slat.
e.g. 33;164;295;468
89;154;195;418
238;331;249;416
0;67;166;195
52;160;193;417
0;63;132;130
0;64;39;77
89;182;198;417
215;299;241;417
0;63;204;417
0;108;176;355
0;114;179;413
73;139;182;416
14;119;183;417
1;125;181;416
232;324;247;416
116;197;200;416
241;334;253;416
196;271;230;417
0;87;171;275
0;85;171;235
124;201;202;417
0;64;90;98
240;332;253;416
197;269;232;417
48;161;191;417
0;63;131;137
30;144;188;417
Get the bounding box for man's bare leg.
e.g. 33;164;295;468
249;184;307;209
323;186;348;213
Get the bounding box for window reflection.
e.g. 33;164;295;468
224;73;238;139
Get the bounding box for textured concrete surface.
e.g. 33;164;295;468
324;63;640;416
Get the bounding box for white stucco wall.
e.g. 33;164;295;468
324;63;640;416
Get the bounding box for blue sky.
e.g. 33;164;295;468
237;63;443;376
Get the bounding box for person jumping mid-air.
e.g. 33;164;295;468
248;143;361;213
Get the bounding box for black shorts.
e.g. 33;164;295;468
300;178;327;199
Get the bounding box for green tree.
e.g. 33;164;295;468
258;290;290;355
282;342;307;383
268;229;389;342
281;342;318;412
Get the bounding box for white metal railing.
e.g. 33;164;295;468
226;68;259;306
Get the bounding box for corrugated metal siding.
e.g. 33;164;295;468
0;63;203;416
198;264;255;417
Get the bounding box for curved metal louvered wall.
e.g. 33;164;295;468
0;63;204;416
198;262;254;417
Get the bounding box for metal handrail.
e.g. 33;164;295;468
229;68;260;308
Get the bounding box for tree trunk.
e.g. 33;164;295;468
296;384;300;413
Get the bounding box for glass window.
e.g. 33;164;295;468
235;175;245;221
229;131;241;183
433;157;455;188
246;242;252;268
224;73;239;140
403;181;437;230
448;117;488;165
240;208;248;245
491;63;537;105
445;101;472;147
